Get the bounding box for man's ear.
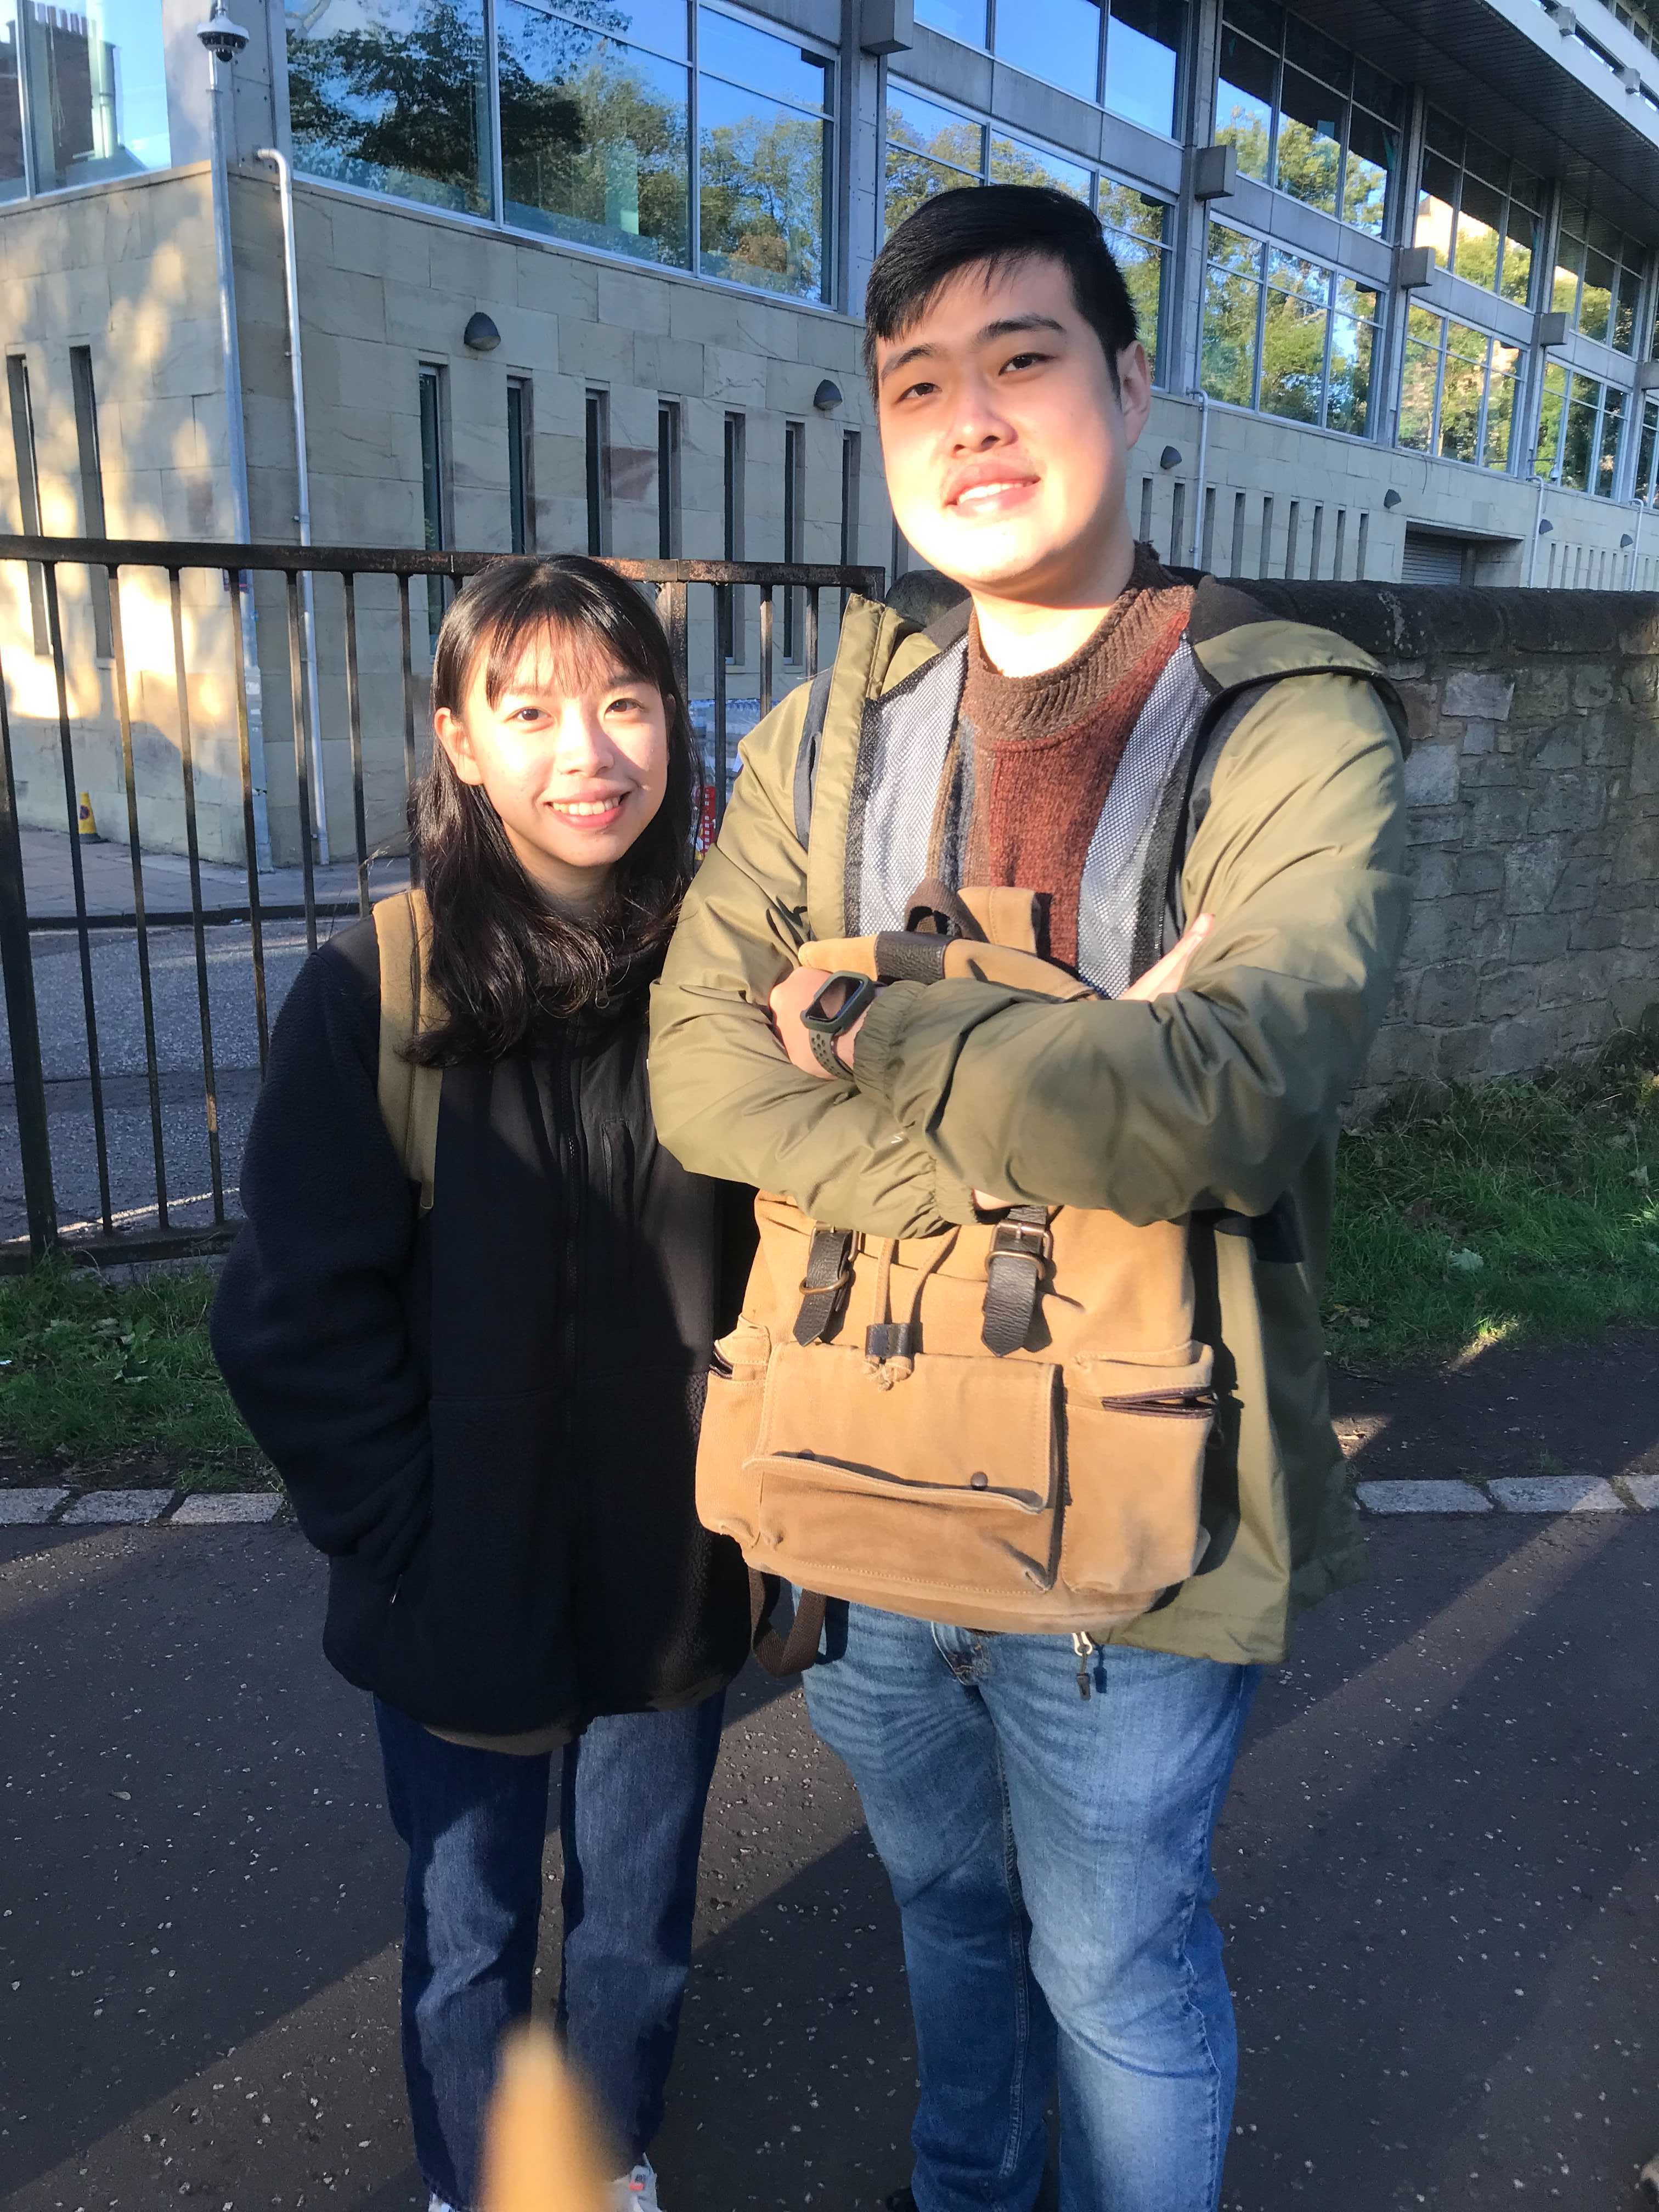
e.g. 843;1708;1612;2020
434;707;487;787
1115;341;1153;450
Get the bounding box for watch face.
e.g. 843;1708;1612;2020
802;972;872;1034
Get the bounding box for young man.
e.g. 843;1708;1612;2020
650;185;1408;2212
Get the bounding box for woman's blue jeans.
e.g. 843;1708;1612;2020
802;1608;1261;2212
375;1692;725;2212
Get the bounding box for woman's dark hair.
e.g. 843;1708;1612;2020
864;184;1138;398
408;553;698;1065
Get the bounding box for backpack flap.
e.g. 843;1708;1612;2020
373;888;445;1214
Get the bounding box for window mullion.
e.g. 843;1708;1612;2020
687;0;701;281
484;0;503;224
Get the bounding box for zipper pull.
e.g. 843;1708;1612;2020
1072;1629;1096;1701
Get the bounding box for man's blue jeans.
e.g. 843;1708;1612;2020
802;1608;1261;2212
375;1693;724;2212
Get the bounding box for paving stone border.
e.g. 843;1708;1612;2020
2;1481;1655;1526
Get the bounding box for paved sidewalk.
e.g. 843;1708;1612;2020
2;1514;1656;2210
14;825;410;920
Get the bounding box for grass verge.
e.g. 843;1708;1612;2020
0;1263;266;1491
1327;1036;1659;1368
1;1041;1656;1486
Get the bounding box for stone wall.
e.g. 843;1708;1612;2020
1247;581;1659;1107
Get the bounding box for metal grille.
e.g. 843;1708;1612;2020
0;534;882;1269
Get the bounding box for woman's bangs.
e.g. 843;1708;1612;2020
481;600;656;712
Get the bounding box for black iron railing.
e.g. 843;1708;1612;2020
0;537;883;1268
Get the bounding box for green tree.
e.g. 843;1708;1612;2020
287;0;493;208
700;108;825;297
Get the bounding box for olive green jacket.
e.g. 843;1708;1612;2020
648;586;1409;1664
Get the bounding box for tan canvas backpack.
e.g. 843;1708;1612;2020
373;888;444;1209
696;884;1214;1667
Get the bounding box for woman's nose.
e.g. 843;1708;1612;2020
551;707;613;772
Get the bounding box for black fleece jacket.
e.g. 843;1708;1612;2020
211;917;753;1736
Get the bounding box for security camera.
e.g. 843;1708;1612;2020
196;0;251;63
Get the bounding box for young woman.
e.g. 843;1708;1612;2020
212;556;753;2212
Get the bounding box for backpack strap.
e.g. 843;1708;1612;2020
374;888;444;1215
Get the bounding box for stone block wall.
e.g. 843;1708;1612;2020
1245;581;1659;1107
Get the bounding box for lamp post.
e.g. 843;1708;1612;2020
195;0;272;865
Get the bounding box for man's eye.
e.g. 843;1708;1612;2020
898;379;938;404
1001;351;1047;374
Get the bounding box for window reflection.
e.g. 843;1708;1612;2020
884;82;980;232
994;0;1099;105
913;0;987;41
21;0;170;189
499;6;689;267
289;0;491;213
1215;0;1396;238
988;128;1090;199
698;67;830;302
1201;220;1376;436
1100;180;1167;373
1413;117;1539;306
2;0;23;198
1103;0;1181;137
1553;200;1649;356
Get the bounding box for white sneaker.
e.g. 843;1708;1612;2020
612;2159;663;2212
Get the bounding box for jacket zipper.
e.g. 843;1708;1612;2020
558;1036;586;1434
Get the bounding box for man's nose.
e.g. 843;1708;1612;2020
948;383;1015;452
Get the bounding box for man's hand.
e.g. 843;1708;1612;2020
971;913;1215;1210
770;966;868;1077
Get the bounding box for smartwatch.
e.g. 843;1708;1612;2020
799;971;881;1077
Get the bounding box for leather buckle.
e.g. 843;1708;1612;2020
989;1220;1051;1268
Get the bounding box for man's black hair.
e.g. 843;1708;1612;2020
864;184;1138;399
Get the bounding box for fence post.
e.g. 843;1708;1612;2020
0;647;58;1256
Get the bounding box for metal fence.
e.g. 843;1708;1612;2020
0;536;883;1270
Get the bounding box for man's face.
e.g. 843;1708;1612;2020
874;255;1150;600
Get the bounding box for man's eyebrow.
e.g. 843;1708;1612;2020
878;313;1068;385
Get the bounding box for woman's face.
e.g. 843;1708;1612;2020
433;624;671;912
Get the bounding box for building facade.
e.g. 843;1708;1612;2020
5;0;1659;860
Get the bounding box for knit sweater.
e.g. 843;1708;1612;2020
959;543;1194;967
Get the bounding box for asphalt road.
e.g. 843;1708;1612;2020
2;1516;1655;2212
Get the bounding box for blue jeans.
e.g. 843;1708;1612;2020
375;1693;725;2212
802;1609;1261;2212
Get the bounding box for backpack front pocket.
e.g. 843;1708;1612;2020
1059;1354;1214;1598
695;1318;772;1547
747;1342;1061;1602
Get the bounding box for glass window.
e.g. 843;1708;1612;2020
1534;359;1567;478
1343;106;1393;241
1453;172;1502;294
1580;249;1615;345
1396;307;1519;470
499;9;690;267
1260;250;1328;422
1414;120;1541;306
697;9;832;303
1217;3;1398;238
885;84;981;232
1104;0;1182;137
988;128;1090;198
1552;201;1649;353
1215;26;1274;183
1201;219;1377;435
1100;180;1168;373
1201;223;1261;408
2;0;27;200
507;377;532;554
1560;373;1599;493
1484;341;1520;472
1596;385;1626;495
1500;195;1537;308
1397;304;1440;454
290;0;490;214
1636;396;1659;505
994;0;1101;104
1327;274;1377;436
1273;65;1341;218
915;0;988;42
419;364;447;643
21;0;171;190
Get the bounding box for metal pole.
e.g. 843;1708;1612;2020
1528;473;1549;588
204;20;272;864
1189;386;1210;568
1629;498;1645;591
256;145;329;863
